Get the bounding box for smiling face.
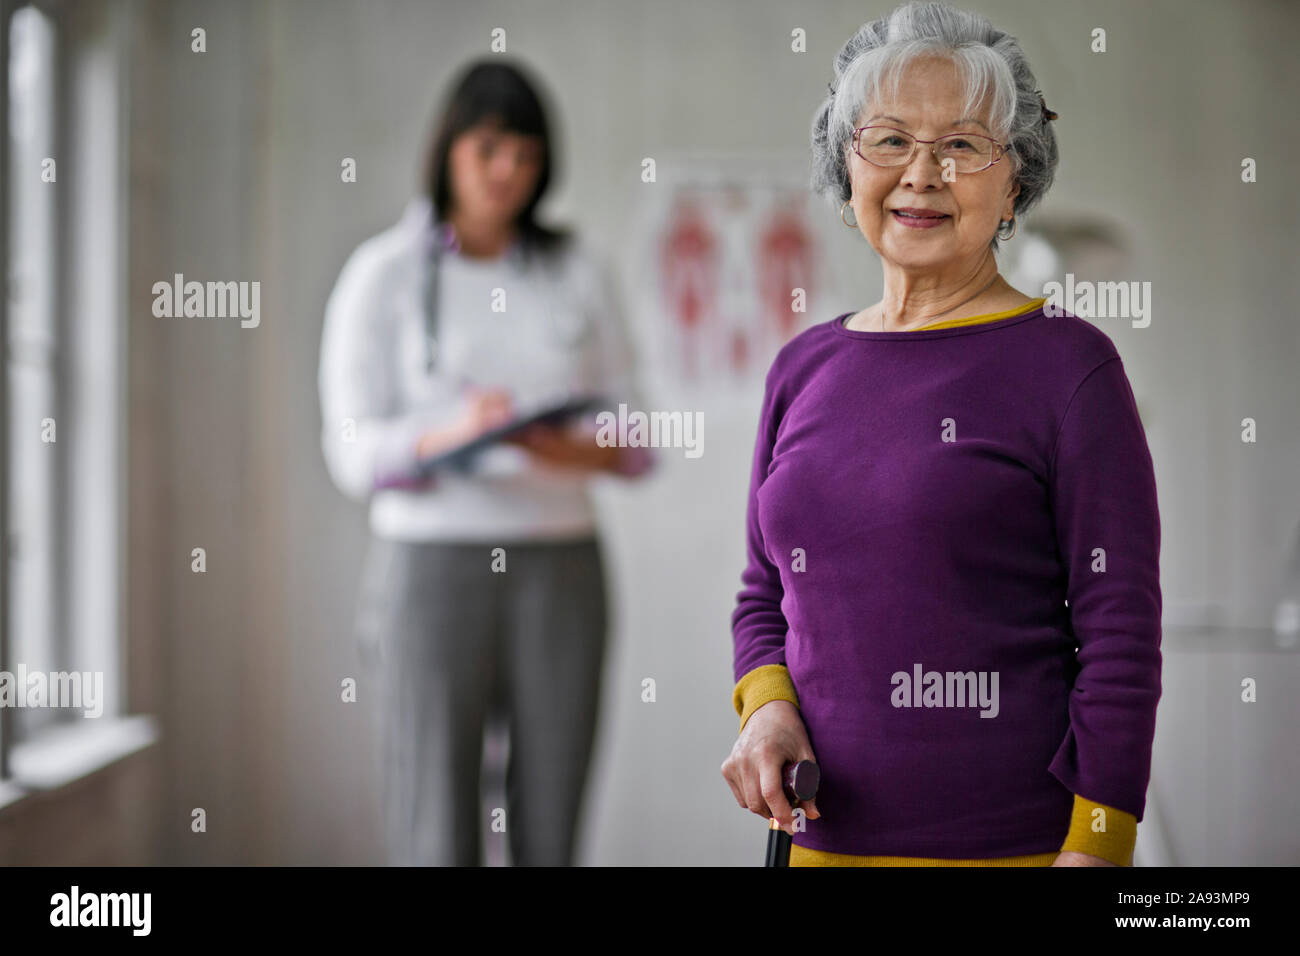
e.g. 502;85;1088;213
846;55;1020;275
447;119;545;227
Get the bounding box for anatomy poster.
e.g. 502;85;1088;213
634;159;830;391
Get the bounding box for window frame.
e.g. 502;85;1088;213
2;0;132;788
1;0;15;783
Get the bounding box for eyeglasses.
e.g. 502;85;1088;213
852;125;1010;174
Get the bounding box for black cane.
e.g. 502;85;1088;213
764;759;820;867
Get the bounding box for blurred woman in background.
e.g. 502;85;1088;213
319;59;652;866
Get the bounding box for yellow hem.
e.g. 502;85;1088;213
789;845;1059;866
913;296;1047;331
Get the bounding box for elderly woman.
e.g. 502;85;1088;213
721;1;1161;867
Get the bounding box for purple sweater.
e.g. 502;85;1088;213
731;304;1162;857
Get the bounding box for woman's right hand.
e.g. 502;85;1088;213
461;385;514;435
415;386;515;460
720;699;821;835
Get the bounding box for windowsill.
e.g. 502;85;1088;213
0;713;159;813
0;779;25;813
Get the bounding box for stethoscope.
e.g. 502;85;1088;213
420;217;592;373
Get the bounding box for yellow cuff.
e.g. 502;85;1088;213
1059;793;1138;866
733;664;800;733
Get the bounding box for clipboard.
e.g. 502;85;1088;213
415;393;608;475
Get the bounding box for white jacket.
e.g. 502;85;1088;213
318;196;648;541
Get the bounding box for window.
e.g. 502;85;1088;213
2;0;129;788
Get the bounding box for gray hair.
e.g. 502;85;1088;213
810;1;1059;250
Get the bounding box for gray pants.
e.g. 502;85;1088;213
355;535;608;866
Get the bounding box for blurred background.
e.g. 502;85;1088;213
0;0;1297;865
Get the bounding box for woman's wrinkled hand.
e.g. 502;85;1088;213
720;699;821;836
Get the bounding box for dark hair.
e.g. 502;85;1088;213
420;58;572;261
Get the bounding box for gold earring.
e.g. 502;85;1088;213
841;200;858;228
997;217;1017;240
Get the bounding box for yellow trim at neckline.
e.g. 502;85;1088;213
911;297;1048;331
